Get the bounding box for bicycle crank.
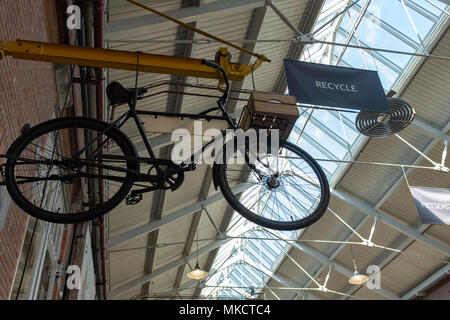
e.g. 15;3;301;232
147;162;184;191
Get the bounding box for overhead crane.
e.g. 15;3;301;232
0;0;270;90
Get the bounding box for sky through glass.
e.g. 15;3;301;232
200;0;449;300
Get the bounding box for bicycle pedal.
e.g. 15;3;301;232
126;194;143;205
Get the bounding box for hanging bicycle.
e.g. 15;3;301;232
1;58;329;230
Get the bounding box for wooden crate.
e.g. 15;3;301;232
239;92;299;141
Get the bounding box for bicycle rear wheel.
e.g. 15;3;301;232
216;140;330;230
5;117;138;223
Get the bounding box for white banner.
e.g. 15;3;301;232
409;187;450;225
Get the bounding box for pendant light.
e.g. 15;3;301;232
348;245;368;285
187;230;208;280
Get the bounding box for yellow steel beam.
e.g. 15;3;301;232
0;40;264;87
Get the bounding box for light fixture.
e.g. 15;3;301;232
348;245;368;285
187;230;208;280
187;263;209;280
348;270;369;285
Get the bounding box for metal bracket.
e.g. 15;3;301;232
434;165;449;173
318;285;329;293
216;233;227;240
297;33;315;44
362;239;375;247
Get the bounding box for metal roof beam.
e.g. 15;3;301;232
202;255;268;298
297;215;371;297
299;117;449;297
107;183;248;248
411;118;450;141
111;223;256;298
131;134;174;154
299;130;340;161
186;6;269;294
105;0;266;35
244;258;321;300
266;0;304;37
373;121;450;209
273;0;325;93
193;206;236;298
171;19;203;291
332;189;450;257
335;0;372;64
141;20;199;286
340;222;434;299
402;0;439;22
205;252;320;300
179;4;268;296
401;264;450;299
149;278;202;298
328;109;357;128
173;170;213;289
267;229;400;300
303;10;449;300
307;115;351;149
336;27;403;74
340;121;450;299
353;2;420;50
226;5;267;112
110;237;230;298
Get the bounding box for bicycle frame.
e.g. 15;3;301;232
109;94;236;165
88;59;238;172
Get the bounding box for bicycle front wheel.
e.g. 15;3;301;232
216;140;330;230
5;117;138;224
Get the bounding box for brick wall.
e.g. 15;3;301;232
0;0;59;300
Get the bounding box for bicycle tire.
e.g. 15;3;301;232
216;140;330;230
5;117;138;224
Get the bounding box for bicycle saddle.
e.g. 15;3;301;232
106;81;147;106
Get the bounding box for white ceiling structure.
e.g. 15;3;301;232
103;0;450;300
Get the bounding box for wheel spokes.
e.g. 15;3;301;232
224;143;323;224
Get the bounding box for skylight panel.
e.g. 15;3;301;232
201;0;449;300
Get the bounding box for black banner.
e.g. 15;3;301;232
284;59;390;113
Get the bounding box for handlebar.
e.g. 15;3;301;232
201;59;235;128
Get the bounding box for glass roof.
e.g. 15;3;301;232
200;0;449;300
